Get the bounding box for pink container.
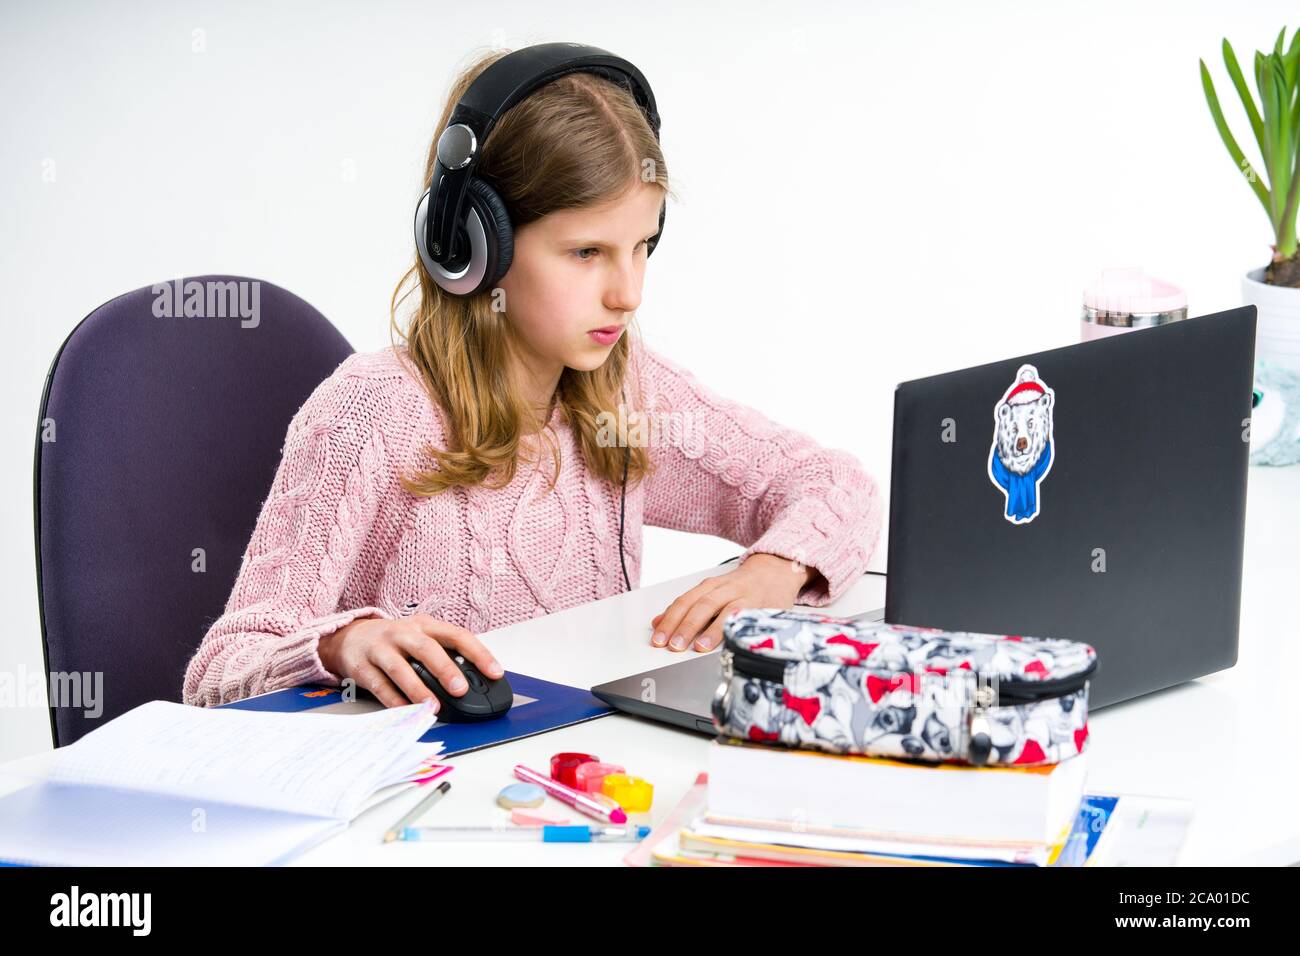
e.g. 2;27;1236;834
1082;268;1187;341
573;761;626;793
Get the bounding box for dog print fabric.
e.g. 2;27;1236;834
712;608;1096;768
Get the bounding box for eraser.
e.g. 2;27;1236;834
510;808;572;826
497;782;546;809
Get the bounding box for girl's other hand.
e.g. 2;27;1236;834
649;553;814;653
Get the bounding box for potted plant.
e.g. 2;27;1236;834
1202;26;1300;465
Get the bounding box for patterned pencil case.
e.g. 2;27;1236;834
711;608;1098;768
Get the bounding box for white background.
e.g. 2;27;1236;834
0;0;1286;760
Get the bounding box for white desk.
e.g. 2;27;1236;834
290;463;1297;866
5;466;1297;866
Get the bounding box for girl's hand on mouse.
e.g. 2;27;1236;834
317;614;505;709
649;553;817;653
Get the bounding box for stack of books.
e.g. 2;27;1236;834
625;739;1192;867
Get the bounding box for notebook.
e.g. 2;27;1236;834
0;699;447;866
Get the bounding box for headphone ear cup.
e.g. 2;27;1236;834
646;199;666;258
464;177;514;288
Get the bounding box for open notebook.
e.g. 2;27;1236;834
0;699;447;866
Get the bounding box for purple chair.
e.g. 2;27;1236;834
34;276;354;746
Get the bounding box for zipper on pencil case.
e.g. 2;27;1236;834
987;662;1097;703
720;638;1097;704
718;641;785;683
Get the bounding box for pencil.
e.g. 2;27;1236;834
383;780;452;843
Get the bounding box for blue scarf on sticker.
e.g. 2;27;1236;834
990;439;1052;521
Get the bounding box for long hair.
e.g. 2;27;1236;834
389;47;676;497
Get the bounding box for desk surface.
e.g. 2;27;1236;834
5;467;1297;867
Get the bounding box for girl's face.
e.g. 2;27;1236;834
498;181;664;396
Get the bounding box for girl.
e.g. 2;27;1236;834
182;46;884;710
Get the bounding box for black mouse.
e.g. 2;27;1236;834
407;654;513;722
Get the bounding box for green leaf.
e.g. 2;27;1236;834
1284;27;1300;86
1201;58;1274;219
1279;39;1300;256
1290;68;1300;162
1225;38;1266;158
1270;55;1293;235
1257;53;1280;223
1279;141;1300;257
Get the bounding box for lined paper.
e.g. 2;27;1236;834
45;698;441;820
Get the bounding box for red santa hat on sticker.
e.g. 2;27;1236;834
1004;365;1047;405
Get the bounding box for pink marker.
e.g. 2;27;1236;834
514;764;627;825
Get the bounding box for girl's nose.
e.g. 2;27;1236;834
605;261;642;314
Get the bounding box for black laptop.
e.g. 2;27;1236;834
592;306;1256;726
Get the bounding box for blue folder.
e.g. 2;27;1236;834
218;671;615;757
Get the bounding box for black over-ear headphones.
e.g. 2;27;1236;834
413;41;665;299
414;42;665;593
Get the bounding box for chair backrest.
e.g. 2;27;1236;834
34;275;354;746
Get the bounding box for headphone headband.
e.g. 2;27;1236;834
454;43;659;138
417;42;664;295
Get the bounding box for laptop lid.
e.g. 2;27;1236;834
590;588;890;733
590;653;725;734
885;306;1256;709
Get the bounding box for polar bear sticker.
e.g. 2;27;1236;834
988;364;1055;524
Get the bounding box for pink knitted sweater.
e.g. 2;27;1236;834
182;342;884;707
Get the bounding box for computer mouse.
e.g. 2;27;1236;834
407;654;513;722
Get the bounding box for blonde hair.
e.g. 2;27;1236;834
389;47;676;497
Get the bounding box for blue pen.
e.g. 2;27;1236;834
399;824;650;842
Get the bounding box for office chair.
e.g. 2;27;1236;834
33;276;354;746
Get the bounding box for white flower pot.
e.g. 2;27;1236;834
1242;267;1300;372
1242;268;1300;466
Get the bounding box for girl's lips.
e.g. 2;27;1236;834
588;327;623;345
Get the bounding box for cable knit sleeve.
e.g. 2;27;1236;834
632;344;884;607
181;360;394;707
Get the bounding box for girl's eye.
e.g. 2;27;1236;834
572;239;653;261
